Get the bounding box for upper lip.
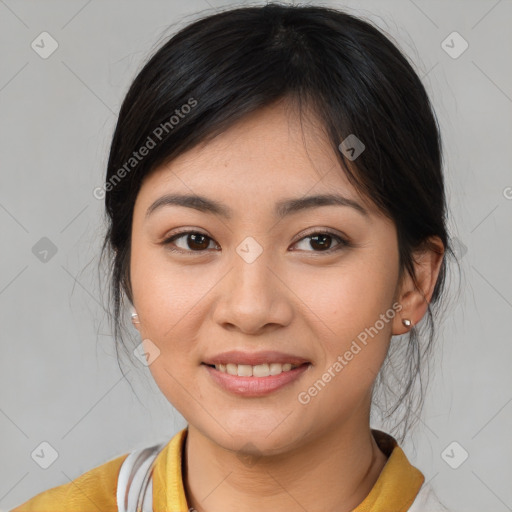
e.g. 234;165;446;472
202;350;310;366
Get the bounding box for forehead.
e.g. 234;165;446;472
137;101;376;216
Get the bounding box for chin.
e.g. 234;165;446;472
196;413;310;457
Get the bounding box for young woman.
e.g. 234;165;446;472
12;3;457;511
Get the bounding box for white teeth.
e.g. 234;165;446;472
237;364;252;377
269;363;283;375
214;362;300;377
253;363;270;377
226;363;237;375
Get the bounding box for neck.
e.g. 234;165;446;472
183;421;388;512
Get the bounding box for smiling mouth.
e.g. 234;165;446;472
203;362;310;377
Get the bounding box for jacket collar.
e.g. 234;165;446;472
152;427;424;512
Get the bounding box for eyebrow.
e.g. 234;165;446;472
145;193;369;220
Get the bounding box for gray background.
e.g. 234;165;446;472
1;0;511;511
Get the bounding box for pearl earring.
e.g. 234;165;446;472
131;310;140;324
402;318;412;327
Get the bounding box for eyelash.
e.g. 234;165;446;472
161;228;351;256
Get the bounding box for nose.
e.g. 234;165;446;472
212;248;294;335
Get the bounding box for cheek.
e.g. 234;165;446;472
287;252;399;408
131;243;195;328
291;265;397;423
290;256;398;341
129;246;208;410
130;244;224;372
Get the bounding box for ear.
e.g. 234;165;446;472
392;236;445;335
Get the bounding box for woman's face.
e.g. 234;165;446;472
130;101;405;454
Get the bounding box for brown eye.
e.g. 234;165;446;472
309;234;335;251
163;231;217;253
163;229;349;255
293;231;349;253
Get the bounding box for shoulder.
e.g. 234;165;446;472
10;452;129;512
408;480;450;512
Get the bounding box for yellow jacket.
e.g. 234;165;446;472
11;427;440;512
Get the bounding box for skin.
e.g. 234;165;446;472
130;99;445;512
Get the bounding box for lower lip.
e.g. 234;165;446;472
203;363;311;397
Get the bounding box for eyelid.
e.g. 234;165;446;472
161;226;209;241
292;226;348;244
